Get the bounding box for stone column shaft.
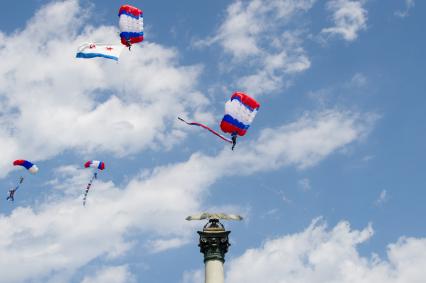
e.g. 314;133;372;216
198;229;230;283
205;260;225;283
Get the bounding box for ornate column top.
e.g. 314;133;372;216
198;219;231;263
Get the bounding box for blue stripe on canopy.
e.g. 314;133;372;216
222;114;250;130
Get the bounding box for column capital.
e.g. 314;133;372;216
198;220;231;263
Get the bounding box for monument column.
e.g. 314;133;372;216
186;213;242;283
198;219;230;283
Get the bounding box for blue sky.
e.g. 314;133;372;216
0;0;425;282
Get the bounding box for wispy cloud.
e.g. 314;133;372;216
321;0;368;41
195;0;316;95
307;72;372;107
350;73;368;87
298;178;312;192
395;0;415;18
147;238;190;254
375;189;389;206
81;265;136;283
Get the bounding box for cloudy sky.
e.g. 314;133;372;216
0;0;425;282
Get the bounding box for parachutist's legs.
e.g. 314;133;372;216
7;190;15;201
126;39;132;51
231;135;237;151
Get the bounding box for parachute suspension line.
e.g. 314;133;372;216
17;176;24;187
83;171;98;206
178;117;233;143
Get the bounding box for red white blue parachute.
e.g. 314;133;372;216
119;5;144;47
178;92;260;150
82;160;105;206
220;92;260;136
7;160;38;201
84;160;105;170
13;160;39;174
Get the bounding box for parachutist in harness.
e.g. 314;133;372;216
231;133;237;151
6;177;24;202
126;39;132;51
6;189;15;201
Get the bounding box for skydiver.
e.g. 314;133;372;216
6;177;24;202
126;39;132;51
231;132;238;151
6;188;15;201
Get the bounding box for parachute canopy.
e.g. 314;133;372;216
118;5;144;46
13;160;39;174
220;92;260;136
84;160;105;170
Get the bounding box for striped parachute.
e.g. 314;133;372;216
83;160;105;206
84;160;105;170
178;92;259;150
118;5;144;47
220;92;260;137
7;160;38;201
13;159;39;174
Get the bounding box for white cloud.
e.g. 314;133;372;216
395;0;415;18
216;219;426;283
0;0;208;177
248;110;376;169
196;0;316;95
322;0;368;41
350;72;368;87
147;237;190;254
81;265;135;283
308;72;371;107
0;109;375;282
201;0;315;59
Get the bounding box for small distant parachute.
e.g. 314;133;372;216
7;160;38;201
178;92;260;150
82;160;105;206
84;160;106;170
119;5;144;48
13;159;39;174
